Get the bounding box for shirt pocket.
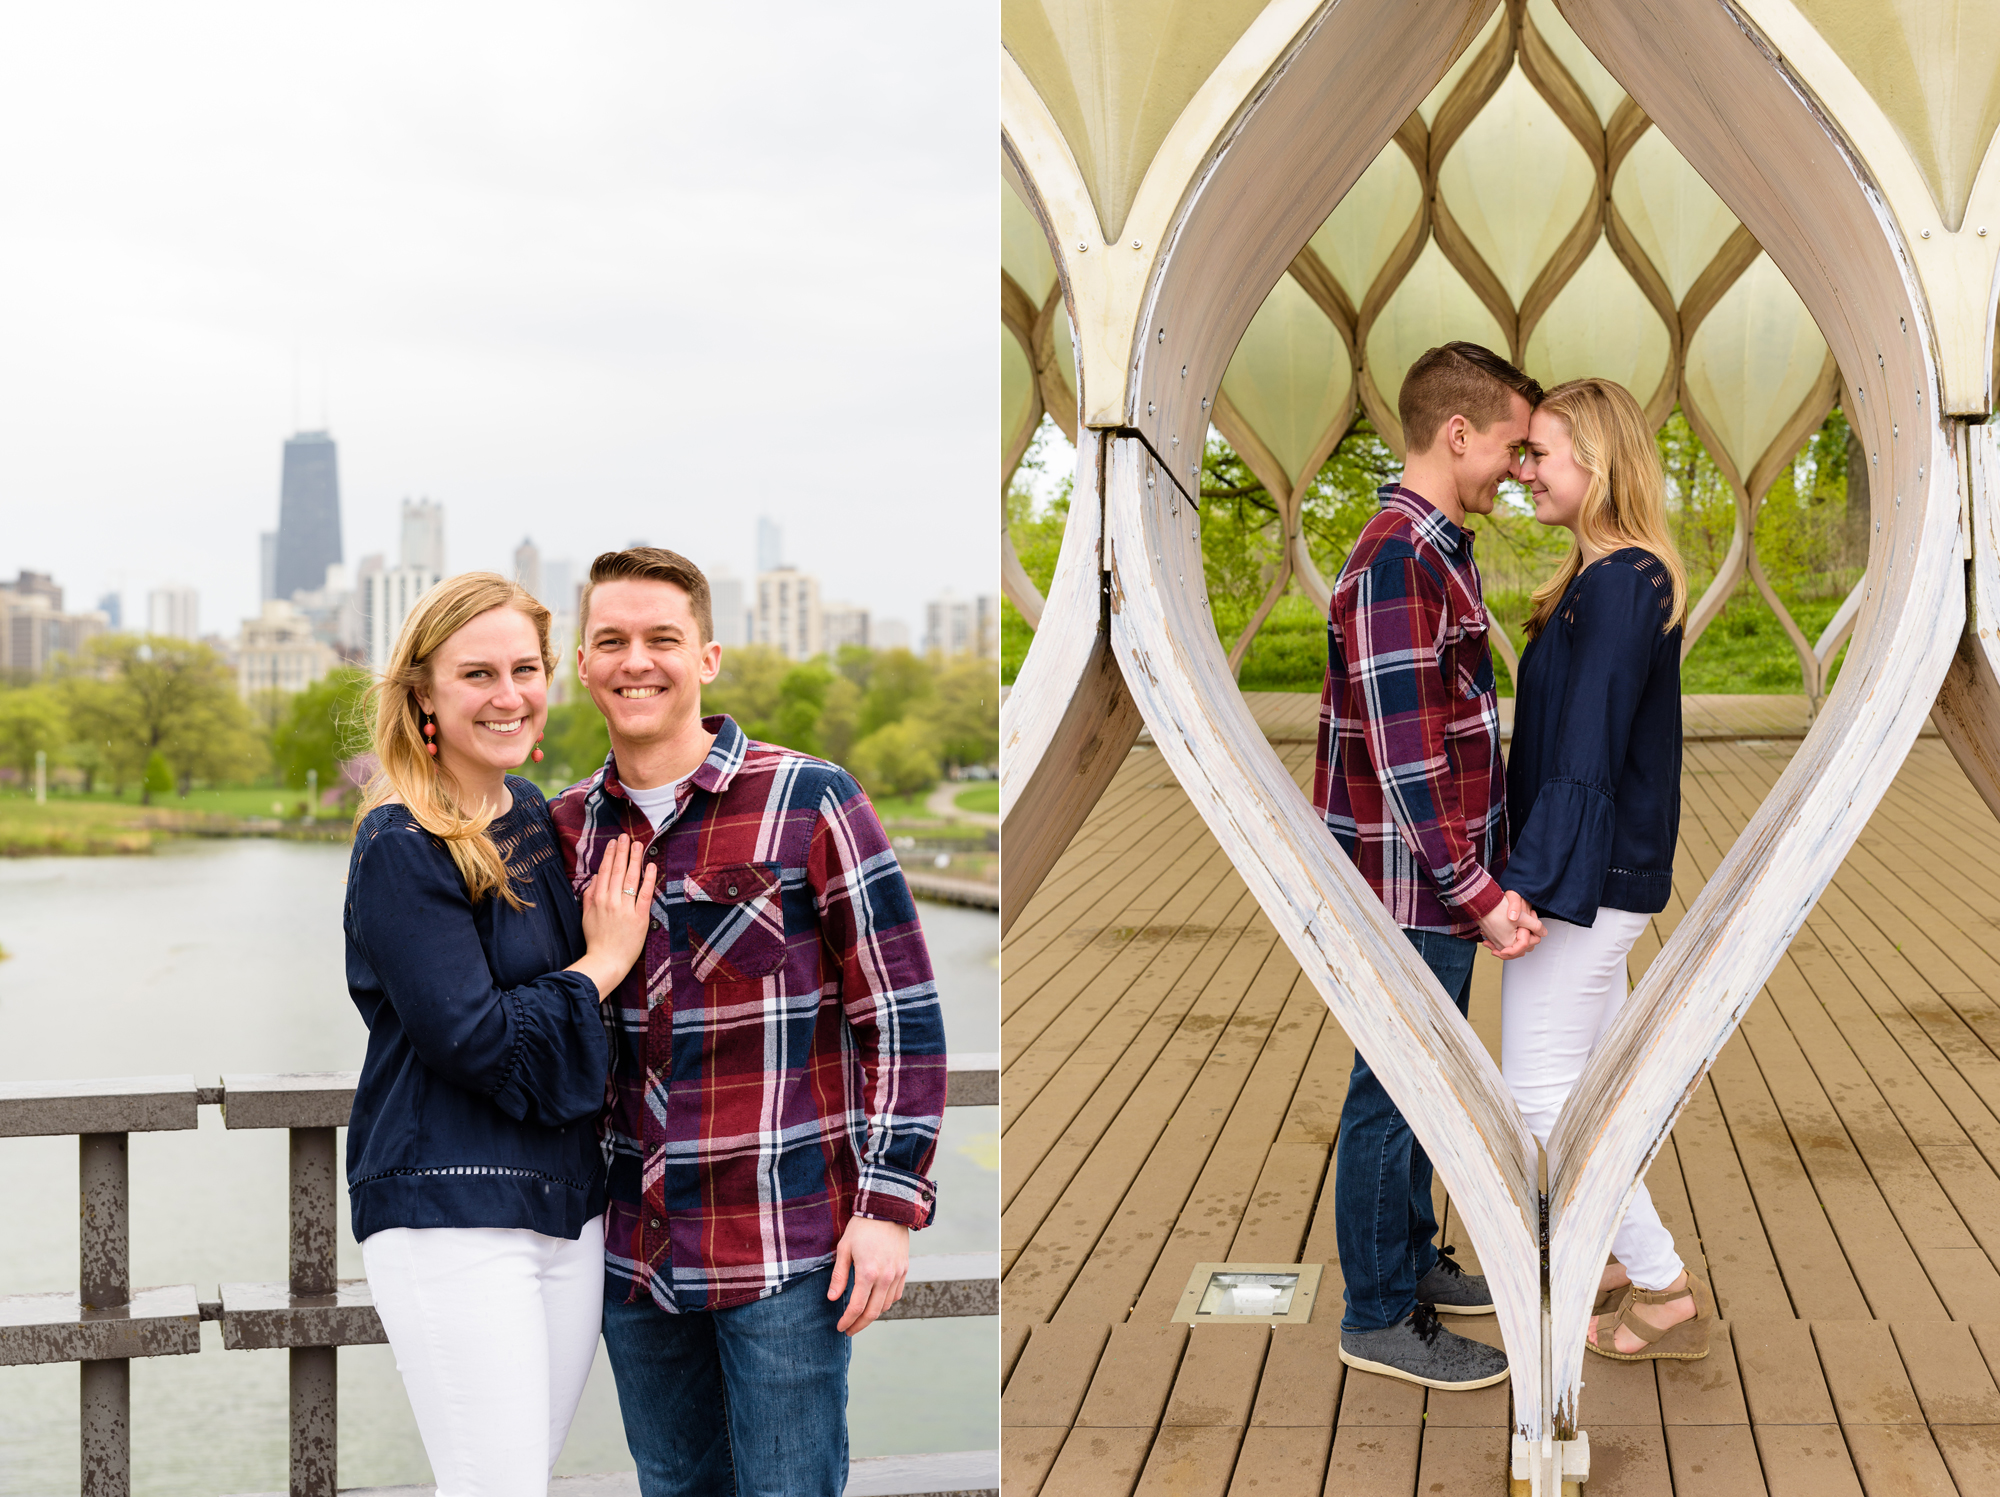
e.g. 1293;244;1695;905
1445;607;1496;699
680;862;788;983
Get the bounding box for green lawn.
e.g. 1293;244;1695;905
953;782;999;815
870;791;940;824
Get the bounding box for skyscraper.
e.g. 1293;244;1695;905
514;537;542;600
147;586;199;641
401;498;445;574
258;533;277;602
756;516;783;575
272;432;342;602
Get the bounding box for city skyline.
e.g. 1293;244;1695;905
0;3;988;653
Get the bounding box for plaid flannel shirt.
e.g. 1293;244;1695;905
549;715;946;1313
1313;485;1508;936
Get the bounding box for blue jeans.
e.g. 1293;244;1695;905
602;1265;853;1497
1335;928;1478;1332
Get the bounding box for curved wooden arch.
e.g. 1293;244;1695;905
1002;0;2000;1486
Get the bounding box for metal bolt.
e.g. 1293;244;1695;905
1147;474;1154;487
1876;521;1882;532
1201;397;1210;410
1922;229;1932;238
1171;435;1179;446
1894;425;1899;437
1872;451;1878;465
1078;242;1088;252
1158;328;1166;343
1180;365;1188;379
1896;494;1902;506
1982;228;1990;237
1901;318;1907;333
1132;239;1143;249
1148;401;1155;415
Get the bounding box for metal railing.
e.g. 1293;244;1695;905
0;1055;1000;1497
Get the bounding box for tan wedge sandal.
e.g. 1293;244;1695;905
1585;1272;1713;1362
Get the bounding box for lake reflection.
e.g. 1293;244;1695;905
0;839;998;1495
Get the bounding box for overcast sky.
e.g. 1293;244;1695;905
0;3;992;643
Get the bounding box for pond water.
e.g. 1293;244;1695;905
0;839;998;1495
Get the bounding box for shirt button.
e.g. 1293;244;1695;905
727;885;739;897
650;918;659;930
650;1218;662;1229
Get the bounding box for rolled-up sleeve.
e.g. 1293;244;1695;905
349;824;608;1127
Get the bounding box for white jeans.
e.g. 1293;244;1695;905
1500;908;1685;1291
361;1216;605;1496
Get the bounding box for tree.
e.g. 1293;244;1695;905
0;686;67;787
848;719;940;799
857;649;934;740
922;659;999;770
56;675;141;794
540;701;612;788
271;668;372;792
703;645;792;742
71;635;263;803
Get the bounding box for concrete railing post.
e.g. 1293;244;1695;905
289;1126;338;1497
78;1131;130;1497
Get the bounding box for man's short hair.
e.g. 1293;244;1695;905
1399;341;1544;455
580;547;713;643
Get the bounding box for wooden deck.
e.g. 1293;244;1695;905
1001;695;2000;1496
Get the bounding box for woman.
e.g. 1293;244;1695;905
1499;378;1713;1362
344;572;656;1491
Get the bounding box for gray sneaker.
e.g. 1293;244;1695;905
1339;1304;1510;1390
1416;1244;1494;1315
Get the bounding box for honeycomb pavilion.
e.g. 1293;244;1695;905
998;2;2000;1493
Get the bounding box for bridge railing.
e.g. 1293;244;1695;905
0;1055;1001;1497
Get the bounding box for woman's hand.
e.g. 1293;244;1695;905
568;834;658;998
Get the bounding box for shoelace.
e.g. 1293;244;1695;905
1431;1244;1467;1278
1411;1302;1444;1345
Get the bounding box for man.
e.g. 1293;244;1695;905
1315;341;1545;1391
549;547;946;1497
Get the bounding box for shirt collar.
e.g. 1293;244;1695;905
1377;483;1472;559
596;714;747;806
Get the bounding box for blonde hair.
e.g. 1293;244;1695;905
1523;379;1688;641
357;572;554;908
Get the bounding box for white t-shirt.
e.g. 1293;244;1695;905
626;775;690;831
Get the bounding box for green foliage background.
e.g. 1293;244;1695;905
1003;406;1865;696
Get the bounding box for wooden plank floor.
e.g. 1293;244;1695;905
1001;699;2000;1496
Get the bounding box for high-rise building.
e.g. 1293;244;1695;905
514;537;542;600
365;565;443;674
96;592;122;631
710;570;747;648
1;572;105;676
923;593;1000;659
754;567;822;662
756;516;783;575
401;498;446;574
235;599;339;700
874;619;911;653
273;431;342;602
821;602;870;652
147;586;199;641
542;559;575;617
259;532;277;602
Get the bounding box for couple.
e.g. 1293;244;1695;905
339;547;948;1494
1317;343;1712;1391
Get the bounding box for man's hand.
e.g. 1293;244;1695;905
1477;890;1544;960
829;1217;910;1335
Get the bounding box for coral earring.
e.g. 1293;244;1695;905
532;733;544;763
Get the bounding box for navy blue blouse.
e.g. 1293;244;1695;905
343;776;609;1241
1500;548;1682;927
